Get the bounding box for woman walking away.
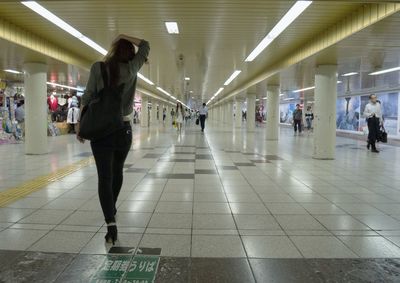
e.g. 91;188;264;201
305;106;314;131
364;94;382;153
176;102;184;134
77;34;150;244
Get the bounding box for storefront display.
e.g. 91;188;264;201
337;92;400;139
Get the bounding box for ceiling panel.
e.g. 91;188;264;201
0;1;370;103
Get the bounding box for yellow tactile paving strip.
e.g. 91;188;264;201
0;157;94;207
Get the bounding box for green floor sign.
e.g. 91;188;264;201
91;251;160;283
124;256;159;283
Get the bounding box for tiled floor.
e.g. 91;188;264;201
1;121;400;281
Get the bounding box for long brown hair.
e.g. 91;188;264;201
104;39;135;86
176;102;183;114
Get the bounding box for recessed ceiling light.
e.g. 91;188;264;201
223;70;242;86
341;72;358;77
245;1;312;62
279;93;285;96
22;1;107;55
369;66;400;76
189;90;193;93
184;77;190;81
137;73;154;85
263;97;267;100
165;22;179;34
4;69;23;74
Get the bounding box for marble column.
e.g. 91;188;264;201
23;62;48;155
313;65;337;160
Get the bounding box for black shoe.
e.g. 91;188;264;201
371;149;380;153
105;224;118;245
367;143;370;150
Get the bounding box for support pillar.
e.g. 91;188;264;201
227;101;233;126
140;96;149;127
266;85;280;140
234;99;241;128
313;65;337;160
246;92;256;131
150;100;157;126
23;63;48;155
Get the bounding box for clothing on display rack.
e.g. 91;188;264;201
47;94;58;112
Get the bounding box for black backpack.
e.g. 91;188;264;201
79;62;125;141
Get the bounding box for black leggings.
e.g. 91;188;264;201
91;123;132;224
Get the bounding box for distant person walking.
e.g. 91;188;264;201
293;104;303;135
364;94;382;153
199;103;208;132
77;34;150;244
305;106;314;131
175;102;184;134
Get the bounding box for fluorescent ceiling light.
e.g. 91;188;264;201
245;1;312;62
165;22;179;34
156;86;173;97
337;80;342;84
137;73;154;85
46;82;83;91
369;66;400;76
21;1;107;55
185;77;190;81
293;86;315;93
4;69;23;74
341;72;358;77
279;93;285;96
214;87;224;96
263;97;267;100
284;98;295;101
223;70;242;86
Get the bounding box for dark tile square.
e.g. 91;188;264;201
126;168;149;173
108;246;135;254
195;154;213;160
143;153;162;159
195;169;217;174
171;151;195;154
146;173;168;179
225;150;241;153
140;147;155;150
264;155;284;160
154;257;190;283
242;152;257;156
234;163;256;167
174;159;196;163
307;258;400;283
249;259;321;283
196;146;209;149
55;254;111;283
6;251;75;283
190;258;255;283
219;166;238;170
167;174;195;179
136;247;162;256
250;160;271;163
